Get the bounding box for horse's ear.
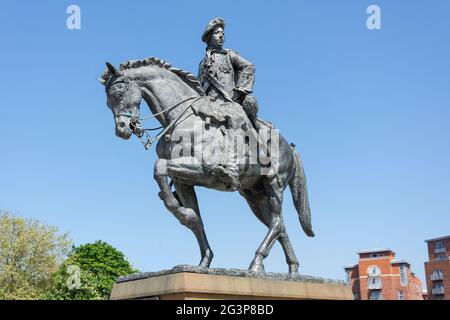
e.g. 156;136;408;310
106;62;119;76
97;77;106;86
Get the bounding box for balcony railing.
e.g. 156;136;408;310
434;255;449;262
432;287;445;295
431;273;444;281
435;247;446;254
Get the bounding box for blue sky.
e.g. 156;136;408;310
1;1;449;285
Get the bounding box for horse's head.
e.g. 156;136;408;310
101;62;143;140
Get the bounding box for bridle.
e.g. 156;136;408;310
110;78;204;150
132;95;203;150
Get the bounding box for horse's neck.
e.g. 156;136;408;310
135;67;199;123
140;86;167;126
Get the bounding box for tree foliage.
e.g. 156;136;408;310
46;240;137;300
45;258;103;300
0;211;72;300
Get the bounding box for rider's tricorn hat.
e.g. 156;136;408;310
201;17;225;43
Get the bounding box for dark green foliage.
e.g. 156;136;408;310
47;241;137;300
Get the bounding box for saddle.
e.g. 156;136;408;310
192;97;243;128
192;97;272;131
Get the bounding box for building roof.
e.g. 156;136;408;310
391;259;411;266
425;235;450;243
356;248;394;254
343;264;357;269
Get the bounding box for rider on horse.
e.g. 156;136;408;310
198;18;260;131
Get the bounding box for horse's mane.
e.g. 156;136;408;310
101;57;205;96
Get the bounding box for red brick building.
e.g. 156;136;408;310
424;235;450;300
344;249;423;300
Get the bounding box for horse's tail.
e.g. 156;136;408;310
288;146;315;237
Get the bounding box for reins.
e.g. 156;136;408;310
131;96;204;150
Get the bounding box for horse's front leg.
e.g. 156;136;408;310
154;158;213;268
174;182;213;268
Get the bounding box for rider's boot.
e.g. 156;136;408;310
217;123;242;191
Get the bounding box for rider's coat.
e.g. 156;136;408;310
198;48;255;103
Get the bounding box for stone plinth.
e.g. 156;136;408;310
110;265;353;300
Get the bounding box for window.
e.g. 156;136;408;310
399;265;408;286
397;290;404;300
369;290;382;300
367;276;382;289
435;241;445;250
436;254;447;261
431;269;443;280
346;271;351;285
435;283;444;289
368;266;381;276
432;282;445;295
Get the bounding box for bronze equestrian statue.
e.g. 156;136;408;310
98;19;314;275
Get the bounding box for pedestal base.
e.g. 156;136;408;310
110;266;353;300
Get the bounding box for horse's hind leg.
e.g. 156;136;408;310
241;183;299;275
174;182;214;268
278;230;299;275
154;159;213;267
243;190;299;275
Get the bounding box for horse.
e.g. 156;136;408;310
99;57;314;275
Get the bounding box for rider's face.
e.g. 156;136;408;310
209;27;225;48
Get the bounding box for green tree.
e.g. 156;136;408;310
47;241;136;300
0;211;72;300
45;258;103;300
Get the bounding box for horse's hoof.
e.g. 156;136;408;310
288;264;299;276
198;249;214;268
249;263;265;274
199;260;210;268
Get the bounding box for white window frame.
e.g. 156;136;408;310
367;265;381;276
399;264;408;286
